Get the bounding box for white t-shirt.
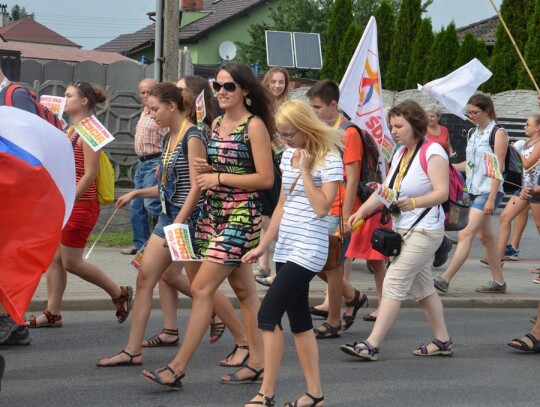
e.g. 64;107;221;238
273;148;343;272
386;142;448;230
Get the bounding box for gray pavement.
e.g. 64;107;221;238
28;213;540;312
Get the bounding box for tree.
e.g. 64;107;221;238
486;0;533;92
385;0;422;90
10;4;33;20
455;32;488;68
404;18;433;89
422;22;459;82
337;22;363;83
517;0;540;89
353;0;379;27
423;29;443;83
321;0;354;82
237;22;271;71
374;0;395;87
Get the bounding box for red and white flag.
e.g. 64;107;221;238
0;106;75;323
339;16;395;165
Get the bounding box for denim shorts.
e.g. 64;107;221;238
153;205;200;240
328;215;351;266
513;188;540;204
470;191;504;212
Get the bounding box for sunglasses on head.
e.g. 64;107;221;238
212;81;239;93
72;80;91;99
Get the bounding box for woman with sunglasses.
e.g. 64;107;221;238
97;82;212;367
433;94;508;294
142;76;250;355
141;62;274;389
27;81;133;328
341;100;452;361
241;99;342;407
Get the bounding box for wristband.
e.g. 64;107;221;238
217;172;222;186
411;198;416;209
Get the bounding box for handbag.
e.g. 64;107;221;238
444;200;470;231
243;116;282;216
323;185;344;271
288;170;343;271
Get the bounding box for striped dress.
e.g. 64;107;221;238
194;117;262;265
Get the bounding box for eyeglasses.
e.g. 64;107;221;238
466;110;483;117
525;123;534;128
278;130;299;140
212;81;239;93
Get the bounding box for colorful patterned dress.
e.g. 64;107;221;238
194;117;262;265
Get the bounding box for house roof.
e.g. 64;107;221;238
0;42;136;65
457;15;499;45
0;16;81;48
95;0;268;55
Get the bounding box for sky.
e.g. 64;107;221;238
5;0;504;50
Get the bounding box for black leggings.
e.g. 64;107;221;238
258;261;316;334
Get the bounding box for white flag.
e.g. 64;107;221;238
339;16;395;164
418;58;492;120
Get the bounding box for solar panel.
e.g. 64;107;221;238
265;31;295;68
293;32;322;70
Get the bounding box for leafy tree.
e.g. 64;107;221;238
422;22;459;82
404;18;433;89
517;0;540;89
374;0;395;86
353;0;379;27
486;0;533;92
385;0;422;90
237;22;271;71
336;22;363;83
322;0;354;81
10;4;34;20
455;32;488;68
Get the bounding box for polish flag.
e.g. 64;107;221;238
0;106;75;324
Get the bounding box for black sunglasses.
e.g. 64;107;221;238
212;81;239;93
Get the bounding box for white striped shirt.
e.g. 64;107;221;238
273;148;343;272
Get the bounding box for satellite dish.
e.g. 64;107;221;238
219;41;237;61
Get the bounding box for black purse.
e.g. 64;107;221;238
370;141;431;257
243;116;282;216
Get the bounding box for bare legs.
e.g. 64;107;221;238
498;198;528;259
440;208;504;284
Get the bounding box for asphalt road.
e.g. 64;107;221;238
1;308;540;407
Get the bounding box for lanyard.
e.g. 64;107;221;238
161;119;187;186
393;145;417;193
333;115;342;128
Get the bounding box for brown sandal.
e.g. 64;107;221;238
112;286;133;324
210;312;226;344
142;328;179;347
27;310;62;328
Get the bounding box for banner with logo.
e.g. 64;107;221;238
339;16;395;166
73;115;114;152
367;182;396;208
482;151;503;181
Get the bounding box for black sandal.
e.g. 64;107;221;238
219;344;249;367
210;312;226;344
342;289;368;331
142;328;179;347
141;365;184;391
284;392;324;407
414;338;454;356
245;392;275;406
508;333;540;353
314;322;341;339
221;365;264;384
96;350;142;367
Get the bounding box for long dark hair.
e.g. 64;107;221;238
179;75;216;127
149;82;193;116
467;93;497;122
218;62;274;135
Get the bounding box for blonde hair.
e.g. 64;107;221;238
275;99;342;169
262;67;290;110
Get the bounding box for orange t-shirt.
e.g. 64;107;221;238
426;125;450;152
330;123;362;216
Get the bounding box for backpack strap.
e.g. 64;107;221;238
418;139;435;175
5;84;21;106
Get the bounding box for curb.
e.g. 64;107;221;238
28;293;539;313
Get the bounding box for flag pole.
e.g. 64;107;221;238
488;0;540;94
84;207;119;259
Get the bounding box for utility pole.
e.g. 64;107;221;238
162;0;179;82
154;0;163;81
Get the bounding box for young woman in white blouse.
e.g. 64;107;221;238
342;100;452;361
242;99;343;407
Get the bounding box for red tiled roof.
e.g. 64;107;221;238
95;0;268;54
457;15;499;45
0;17;81;48
0;42;136;65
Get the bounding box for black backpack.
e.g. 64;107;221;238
339;121;382;202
